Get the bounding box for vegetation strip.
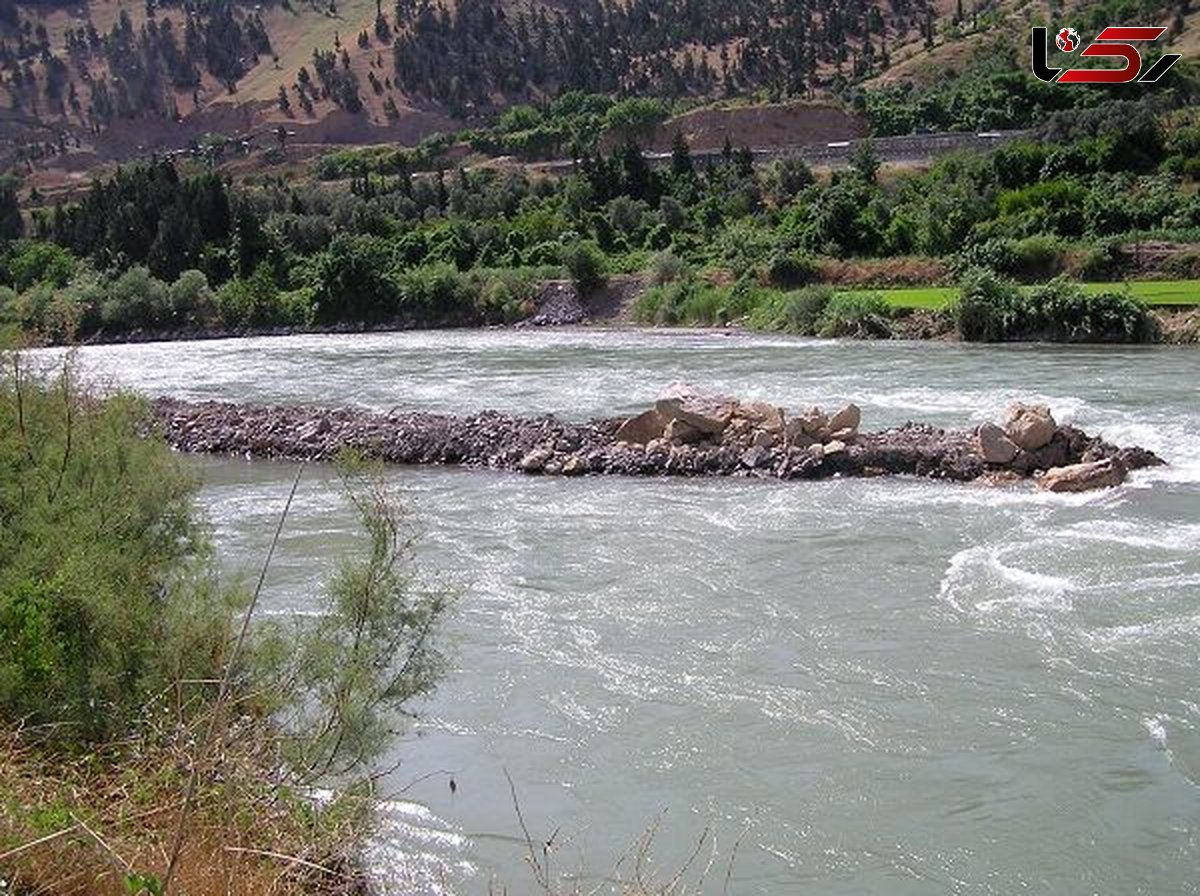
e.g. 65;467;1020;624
864;280;1200;310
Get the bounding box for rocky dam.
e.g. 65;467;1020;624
152;383;1164;492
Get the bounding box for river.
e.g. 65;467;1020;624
46;329;1200;895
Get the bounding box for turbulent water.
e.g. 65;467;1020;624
47;330;1200;895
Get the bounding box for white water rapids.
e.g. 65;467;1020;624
39;330;1200;895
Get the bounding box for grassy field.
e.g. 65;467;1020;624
867;280;1200;310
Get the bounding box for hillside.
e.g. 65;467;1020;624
0;0;1197;179
0;0;944;170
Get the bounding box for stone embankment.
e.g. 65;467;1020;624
152;384;1163;491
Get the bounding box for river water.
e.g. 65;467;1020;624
49;330;1200;895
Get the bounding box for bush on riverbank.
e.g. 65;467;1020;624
0;356;452;892
635;280;897;337
954;271;1157;342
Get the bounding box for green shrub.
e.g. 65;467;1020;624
634;276;764;327
818;292;892;338
747;285;833;334
0;360;451;769
675;282;734;325
0;363;228;742
633;280;687;325
562;240;607;292
396;263;477;321
953;269;1025;341
1073;240;1125;280
643;222;671;250
99;266;170;332
311;235;400;324
277;286;317;327
955;238;1018;277
0;285;15;324
715;220;775;271
603;97;669;141
167;269;217;326
954;272;1154;342
1011;234;1066;280
471;269;538;323
2;241;78;292
216;263;283;328
647;250;687;287
1028;279;1155;343
956;235;1065;281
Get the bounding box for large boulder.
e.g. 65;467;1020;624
1003;403;1057;451
520;447;553;474
615;408;665;444
740;445;772;468
1037;458;1127;493
821;439;847;458
655;382;738;435
978;422;1019;464
735;400;785;433
827;403;861;436
783;418;818;448
561;454;588;476
795;406;829;438
665;417;704;444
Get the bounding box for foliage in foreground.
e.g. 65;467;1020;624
0;356;452;892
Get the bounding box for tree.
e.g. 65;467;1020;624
0;177;24;241
618;139;655;202
562;239;606;292
312;234;399;323
850;138;880;183
670;131;693;178
603;97;669;143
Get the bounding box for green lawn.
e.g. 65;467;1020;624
863;279;1200;310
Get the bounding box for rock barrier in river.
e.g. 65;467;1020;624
151;384;1163;491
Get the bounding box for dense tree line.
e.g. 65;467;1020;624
4;94;1200;341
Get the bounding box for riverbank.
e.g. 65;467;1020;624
152;386;1163;490
11;274;1199;348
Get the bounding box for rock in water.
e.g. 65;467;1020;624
150;394;1163;486
665;418;704;444
783;418;817;448
561;454;588;476
1004;403;1056;451
822;439;847;457
655;382;737;435
740;445;771;468
615;408;664;444
827;403;861;435
735;400;785;433
1037;458;1127;492
520;448;553;473
796;406;829;438
978;422;1019;464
